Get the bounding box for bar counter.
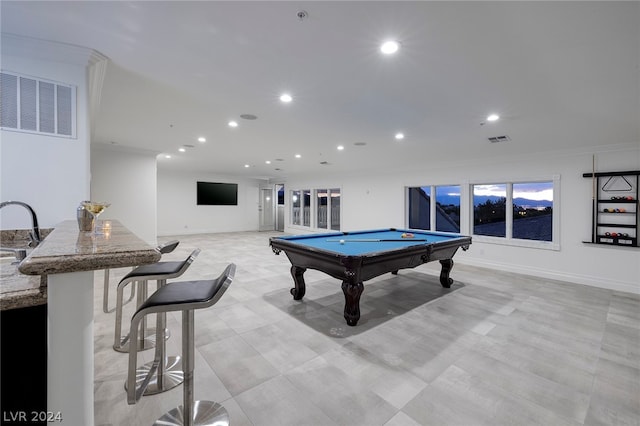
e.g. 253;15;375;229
19;220;160;275
17;220;161;426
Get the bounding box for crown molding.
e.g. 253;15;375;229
1;33;107;67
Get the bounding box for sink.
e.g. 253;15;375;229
1;256;18;278
1;247;28;262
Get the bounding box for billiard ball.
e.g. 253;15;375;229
339;239;345;245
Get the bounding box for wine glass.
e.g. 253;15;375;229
82;201;110;234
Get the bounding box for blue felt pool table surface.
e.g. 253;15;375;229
276;228;462;256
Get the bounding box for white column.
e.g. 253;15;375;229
47;271;95;426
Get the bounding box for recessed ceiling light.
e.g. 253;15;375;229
487;114;500;122
280;93;293;103
395;132;405;140
337;145;344;151
380;40;400;54
178;148;186;152
228;121;238;128
295;154;301;158
197;137;206;143
164;155;171;159
244;164;250;168
265;160;271;164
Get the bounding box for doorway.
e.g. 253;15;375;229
259;185;275;231
276;184;285;231
259;184;285;232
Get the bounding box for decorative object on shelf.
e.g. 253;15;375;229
582;170;640;248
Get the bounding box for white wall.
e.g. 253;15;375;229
90;145;158;244
157;169;263;236
284;144;640;294
0;37;92;230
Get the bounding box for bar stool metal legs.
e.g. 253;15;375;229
102;267;134;314
127;264;235;426
114;278;161;352
125;278;184;395
154;310;229;426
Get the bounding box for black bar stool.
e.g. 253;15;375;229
114;248;199;355
126;264;236;426
103;240;180;313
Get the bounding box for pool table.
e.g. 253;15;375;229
270;228;471;326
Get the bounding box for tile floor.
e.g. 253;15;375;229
93;232;640;425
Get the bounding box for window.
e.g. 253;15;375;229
512;182;553;242
317;190;328;229
329;189;341;231
290;187;341;231
436;186;461;232
316;188;341;230
407;185;460;232
292;190;301;225
473;184;507;237
407;178;558;249
473;180;555;244
302;190;311;226
291;189;310;226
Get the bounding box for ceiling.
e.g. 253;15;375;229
2;1;639;179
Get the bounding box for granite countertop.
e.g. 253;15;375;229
1;228;52;310
0;220;160;311
19;220;161;275
0;258;47;310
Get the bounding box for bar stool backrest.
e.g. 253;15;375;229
157;240;179;254
124;248;201;282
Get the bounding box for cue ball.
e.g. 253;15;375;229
340;239;345;244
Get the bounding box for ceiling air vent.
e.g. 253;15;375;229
488;135;511;143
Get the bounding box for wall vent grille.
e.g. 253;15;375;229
0;71;76;138
488;135;511;143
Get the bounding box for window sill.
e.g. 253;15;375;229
472;235;560;251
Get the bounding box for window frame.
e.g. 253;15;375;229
289;186;342;232
470;175;560;250
406;184;463;233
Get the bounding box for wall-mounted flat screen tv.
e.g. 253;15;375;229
197;181;238;205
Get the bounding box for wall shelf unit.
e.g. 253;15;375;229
582;170;639;247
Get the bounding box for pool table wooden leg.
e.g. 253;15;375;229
439;259;454;288
341;281;364;326
290;266;307;300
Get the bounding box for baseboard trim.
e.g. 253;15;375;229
459;258;639;295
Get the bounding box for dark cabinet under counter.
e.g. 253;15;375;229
1;304;47;424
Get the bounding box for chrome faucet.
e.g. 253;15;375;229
0;201;42;247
